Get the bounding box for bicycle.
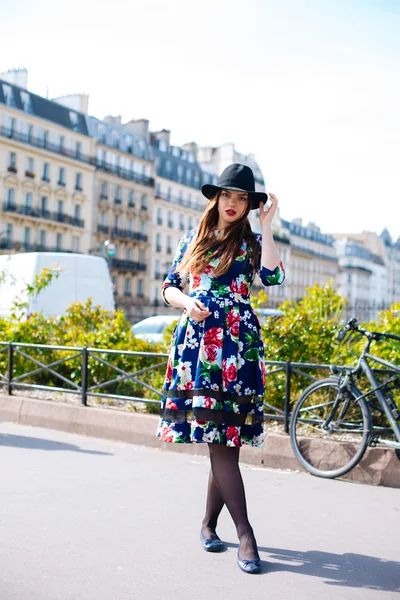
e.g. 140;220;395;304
290;318;400;478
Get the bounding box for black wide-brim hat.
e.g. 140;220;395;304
201;163;268;210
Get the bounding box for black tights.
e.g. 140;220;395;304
201;444;259;560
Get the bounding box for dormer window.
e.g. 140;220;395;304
21;91;33;113
2;84;15;107
69;111;80;131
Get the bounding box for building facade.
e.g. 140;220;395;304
0;71;95;257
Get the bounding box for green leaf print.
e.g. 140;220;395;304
244;348;259;361
266;266;285;285
244;330;259;346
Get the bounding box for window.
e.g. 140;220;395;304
156;232;161;252
56;233;63;251
155;259;160;278
100;182;108;199
41;196;48;214
26;124;33;142
141;221;147;236
127;218;133;233
99;212;107;227
141;195;147;210
156;183;161;197
69;111;80;131
167;187;172;202
75;173;82;191
179;214;184;231
5;224;13;244
187;194;191;208
128;190;135;207
58;167;65;186
5;145;14;170
3;84;15;107
114;215;120;229
167;235;172;254
59;136;65;151
178;191;183;205
72;236;79;252
157;207;163;225
23;227;31;245
124;277;131;296
24;193;33;210
115;186;121;203
20;91;33;113
167;211;173;228
39;230;46;247
6;188;15;208
126;248;132;261
74;141;81;158
137;279;144;297
57;200;64;215
74;205;81;221
42;163;50;182
26;157;34;176
7;117;15;136
188;216;193;229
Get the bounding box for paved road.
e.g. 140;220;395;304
0;421;399;600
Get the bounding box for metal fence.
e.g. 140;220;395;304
0;341;341;433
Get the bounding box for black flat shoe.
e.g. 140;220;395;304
200;530;225;553
237;550;261;574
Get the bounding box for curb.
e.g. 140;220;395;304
0;393;399;487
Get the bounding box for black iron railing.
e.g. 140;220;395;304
2;203;84;227
0;341;350;432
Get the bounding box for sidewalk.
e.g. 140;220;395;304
0;392;399;487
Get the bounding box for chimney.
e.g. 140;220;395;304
0;68;28;89
103;115;122;126
180;141;198;157
124;118;149;139
153;129;171;147
53;93;89;114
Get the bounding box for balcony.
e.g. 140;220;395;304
111;228;148;242
7;165;17;174
0;126;92;165
110;258;147;272
0;239;80;254
25;170;35;179
2;203;84;228
155;192;203;213
94;159;154;187
97;225;110;234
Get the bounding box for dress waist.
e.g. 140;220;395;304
189;289;251;305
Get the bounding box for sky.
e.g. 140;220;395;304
1;0;399;239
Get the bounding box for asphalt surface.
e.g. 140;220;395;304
0;421;399;600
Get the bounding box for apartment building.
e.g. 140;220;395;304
85;115;155;321
0;70;95;256
150;132;212;311
281;219;338;302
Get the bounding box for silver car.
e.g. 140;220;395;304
131;314;179;344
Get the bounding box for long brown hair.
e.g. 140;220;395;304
176;192;259;278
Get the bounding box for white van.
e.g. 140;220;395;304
0;253;115;319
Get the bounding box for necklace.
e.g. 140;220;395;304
213;228;225;238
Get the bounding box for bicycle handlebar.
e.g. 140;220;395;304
337;318;400;343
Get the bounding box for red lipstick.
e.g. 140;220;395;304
226;209;236;216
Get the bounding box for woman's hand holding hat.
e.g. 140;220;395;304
259;193;278;228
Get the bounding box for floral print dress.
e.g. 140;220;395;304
156;229;285;448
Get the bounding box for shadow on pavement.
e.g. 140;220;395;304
224;543;400;591
0;434;113;456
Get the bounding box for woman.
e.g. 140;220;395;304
157;163;285;574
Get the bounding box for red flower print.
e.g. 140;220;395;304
227;309;240;337
226;426;240;446
192;274;201;289
183;381;194;390
230;279;249;296
203;396;213;409
203;327;223;348
222;358;237;388
160;426;173;442
260;359;266;387
203;264;213;275
166;399;178;410
165;359;173;382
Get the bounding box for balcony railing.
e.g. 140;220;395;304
94;160;154;187
0;239;79;253
110;258;147;272
0;126;92;165
2;203;84;228
155;192;203;212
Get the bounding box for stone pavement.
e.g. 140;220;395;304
0;421;399;600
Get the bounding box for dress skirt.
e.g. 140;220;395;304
156;230;285;449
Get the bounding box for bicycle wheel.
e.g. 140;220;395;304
290;377;371;478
